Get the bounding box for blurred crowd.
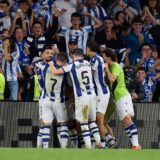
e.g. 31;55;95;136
0;0;160;102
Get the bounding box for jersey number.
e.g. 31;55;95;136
81;71;90;85
51;78;57;92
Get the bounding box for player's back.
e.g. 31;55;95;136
70;59;95;97
44;65;66;102
90;54;109;95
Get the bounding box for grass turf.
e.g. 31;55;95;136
0;149;160;160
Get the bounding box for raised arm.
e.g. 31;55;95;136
84;12;102;29
48;61;64;75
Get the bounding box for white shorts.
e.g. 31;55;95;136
38;90;45;119
75;93;96;122
39;97;43;119
96;92;110;114
42;97;68;123
115;94;134;121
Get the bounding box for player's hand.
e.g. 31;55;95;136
104;63;109;70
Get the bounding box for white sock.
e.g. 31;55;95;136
89;121;101;145
37;127;43;148
42;125;51;148
60;124;69;148
80;122;91;149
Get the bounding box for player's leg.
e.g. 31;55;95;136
88;94;101;148
75;96;92;148
37;97;44;148
66;101;78;148
41;97;53;148
68;120;78;148
116;94;141;149
54;102;69;148
103;97;118;148
96;94;116;148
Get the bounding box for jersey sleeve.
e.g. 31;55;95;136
62;63;73;73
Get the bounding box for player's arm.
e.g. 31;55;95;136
104;63;117;82
48;61;64;75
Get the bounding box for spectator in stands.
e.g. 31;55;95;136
25;6;59;62
137;67;155;102
146;0;160;23
10;0;34;37
80;0;107;26
123;0;141;12
95;17;127;64
124;66;145;102
136;43;156;79
95;17;125;50
141;6;157;45
0;0;12;31
54;0;78;28
106;0;138;18
124;16;150;65
13;26;30;101
2;31;23;101
114;11;131;36
59;12;102;54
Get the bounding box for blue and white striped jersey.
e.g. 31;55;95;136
62;59;95;97
16;41;30;66
83;5;107;26
142;56;156;78
2;51;21;81
37;62;67;102
90;54;109;95
60;26;93;54
25;35;46;56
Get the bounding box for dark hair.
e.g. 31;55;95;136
103;48;117;62
71;12;82;20
13;26;23;36
115;11;125;20
137;67;147;73
41;45;52;54
132;15;143;24
32;21;42;27
103;17;114;22
87;41;99;53
57;52;68;62
73;48;84;57
19;0;29;4
140;43;153;51
0;0;10;6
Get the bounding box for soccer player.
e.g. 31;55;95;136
49;48;101;148
36;49;69;148
102;49;141;149
86;41;117;148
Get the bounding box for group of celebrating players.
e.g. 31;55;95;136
34;41;141;150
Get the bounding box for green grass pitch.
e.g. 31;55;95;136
0;149;160;160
